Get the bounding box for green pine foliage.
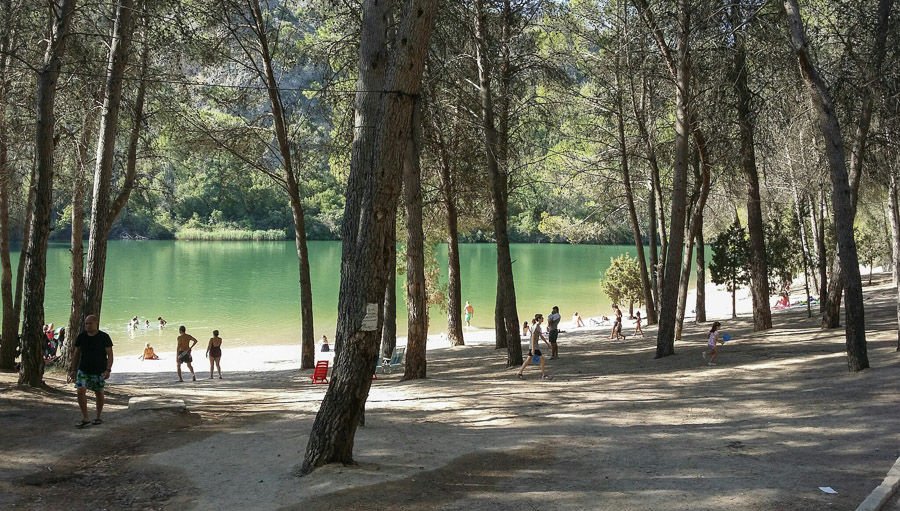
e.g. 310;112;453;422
601;254;643;309
709;222;751;293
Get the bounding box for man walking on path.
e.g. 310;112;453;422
464;301;474;329
547;306;561;359
69;315;114;428
176;326;198;382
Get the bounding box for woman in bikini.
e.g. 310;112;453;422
205;330;223;379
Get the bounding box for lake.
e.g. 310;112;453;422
7;241;700;355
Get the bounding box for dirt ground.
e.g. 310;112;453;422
2;275;900;511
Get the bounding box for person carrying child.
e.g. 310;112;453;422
702;321;724;366
516;314;552;380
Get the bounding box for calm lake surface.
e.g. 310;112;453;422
8;241;701;354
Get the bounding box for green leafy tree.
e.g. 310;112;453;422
856;226;889;285
765;216;802;291
709;222;751;318
602;254;643;317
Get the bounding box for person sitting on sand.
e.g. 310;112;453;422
141;342;159;360
320;335;330;353
176;326;198;382
572;312;585;328
206;330;223;379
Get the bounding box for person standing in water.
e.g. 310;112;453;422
176;326;198;382
206;330;223;379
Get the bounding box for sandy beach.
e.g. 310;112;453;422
2;274;898;511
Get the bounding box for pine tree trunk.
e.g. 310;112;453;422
615;58;656;325
695;223;706;323
474;0;521;364
434;117;464;346
889;173;900;349
381;225;397;361
0;20;16;371
634;0;691;357
81;0;136;321
732;7;772;331
631;74;666;301
403;101;427;381
300;0;438;475
20;0;78;385
648;180;660;319
676;144;710;341
784;0;869;371
817;0;891;330
247;0;316;369
64;92;102;372
810;192;827;310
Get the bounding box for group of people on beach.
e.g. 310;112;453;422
508;301;728;380
143;325;224;381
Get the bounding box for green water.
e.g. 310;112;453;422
7;241;691;354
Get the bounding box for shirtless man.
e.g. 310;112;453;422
464;301;474;328
176;325;198;382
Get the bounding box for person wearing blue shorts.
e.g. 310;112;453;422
516;314;552;380
69;315;114;428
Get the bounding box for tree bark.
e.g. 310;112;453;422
889;172;900;349
433;113;464;346
731;5;772;331
248;0;315;369
300;0;438;475
695;222;706;323
403;100;427;381
20;0;78;385
818;0;892;329
783;0;868;371
0;10;16;370
631;74;666;305
81;0;137;322
474;0;521;365
64;91;102;372
675;145;710;341
633;0;691;357
381;225;397;361
615;56;656;325
810;191;827;309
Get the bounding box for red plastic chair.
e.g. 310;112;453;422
310;360;329;384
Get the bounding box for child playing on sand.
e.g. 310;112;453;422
702;321;723;366
633;311;644;338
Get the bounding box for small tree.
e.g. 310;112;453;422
765;216;802;291
709;222;750;318
856;226;889;285
602;254;643;317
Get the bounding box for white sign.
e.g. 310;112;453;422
360;303;379;331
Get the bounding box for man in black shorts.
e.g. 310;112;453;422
547;306;561;359
69;315;114;428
